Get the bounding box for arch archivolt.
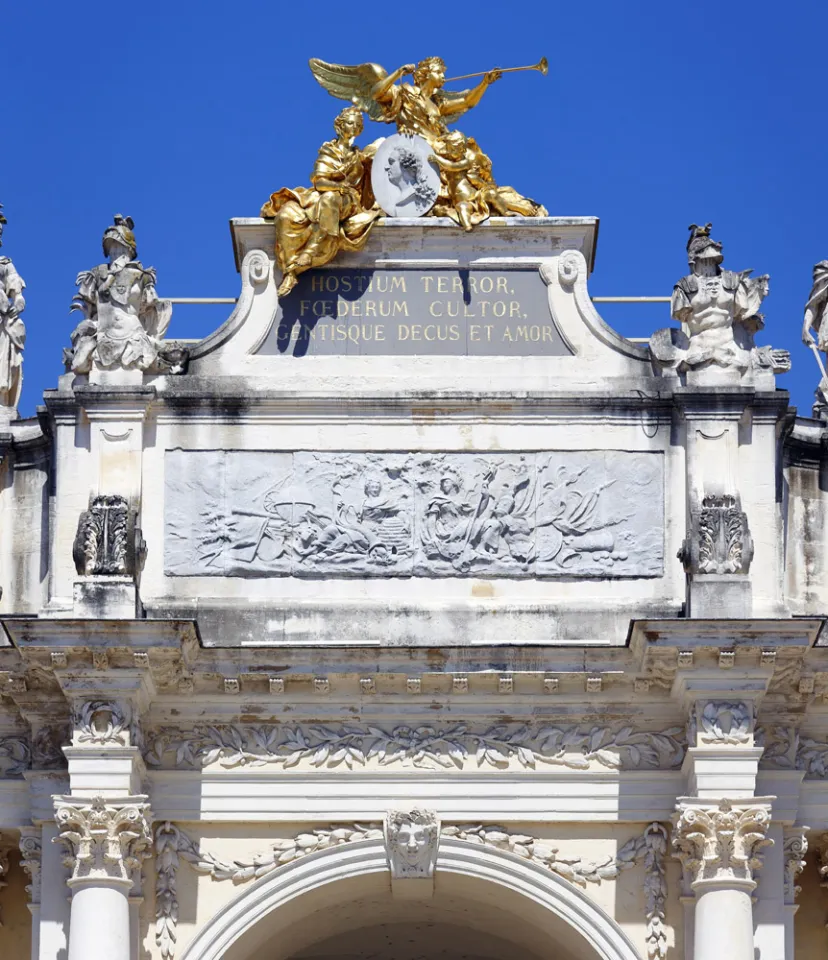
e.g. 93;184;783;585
159;818;666;960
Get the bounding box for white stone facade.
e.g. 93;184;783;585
1;216;827;960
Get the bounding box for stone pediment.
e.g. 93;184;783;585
181;217;651;391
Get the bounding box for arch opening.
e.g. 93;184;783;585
180;839;641;960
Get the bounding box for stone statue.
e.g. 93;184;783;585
64;216;182;375
0;204;26;412
802;260;828;416
650;224;788;383
260;107;381;297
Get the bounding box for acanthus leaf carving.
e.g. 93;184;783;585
144;721;686;773
54;795;152;884
680;494;753;575
73;495;141;577
672;799;772;887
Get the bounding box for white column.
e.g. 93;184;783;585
53;795;151;960
673;798;773;960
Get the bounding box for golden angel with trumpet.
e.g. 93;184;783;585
261;56;548;296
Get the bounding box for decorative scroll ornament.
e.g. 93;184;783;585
384;808;440;880
679;494;753;575
0;202;27;412
73;700;134;747
64;215;186;375
672;800;772;887
145;721;686;772
18;828;42;903
0;734;31;777
73;494;145;576
783;829;808;904
697;701;752;745
155;820;667;960
54;795;152;884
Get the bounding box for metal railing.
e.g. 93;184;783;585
166;296;671;305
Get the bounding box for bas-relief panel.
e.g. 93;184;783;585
164;450;664;578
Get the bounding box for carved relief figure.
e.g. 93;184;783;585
164;450;664;578
419;460;535;572
260;107;381;297
65;216;179;375
382;144;438;216
0;204;26;411
295;470;412;568
802;260;828;415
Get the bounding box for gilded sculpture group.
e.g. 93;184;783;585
260;57;547;296
4;56;828;413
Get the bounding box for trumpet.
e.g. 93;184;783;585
444;57;548;83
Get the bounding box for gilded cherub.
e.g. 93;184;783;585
430;131;547;230
261;106;380;296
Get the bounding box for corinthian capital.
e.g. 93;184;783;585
672;798;772;888
54;794;152;885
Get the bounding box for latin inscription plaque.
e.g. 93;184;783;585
256;267;571;357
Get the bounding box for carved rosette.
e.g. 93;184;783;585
384;808;440;880
672;799;772;889
54;795;152;885
18;828;42;903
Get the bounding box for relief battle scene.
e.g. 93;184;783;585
164;450;664;578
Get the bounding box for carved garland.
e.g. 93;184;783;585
154;820;668;960
145;721;686;772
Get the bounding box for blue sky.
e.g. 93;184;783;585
5;0;827;415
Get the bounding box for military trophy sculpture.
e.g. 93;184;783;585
261;56;548;296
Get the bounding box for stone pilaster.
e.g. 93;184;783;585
673;797;773;960
54;794;152;960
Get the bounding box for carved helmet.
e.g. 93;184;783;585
102;214;137;259
686;222;723;265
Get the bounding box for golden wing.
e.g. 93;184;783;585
434;88;472;126
308;59;389;122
